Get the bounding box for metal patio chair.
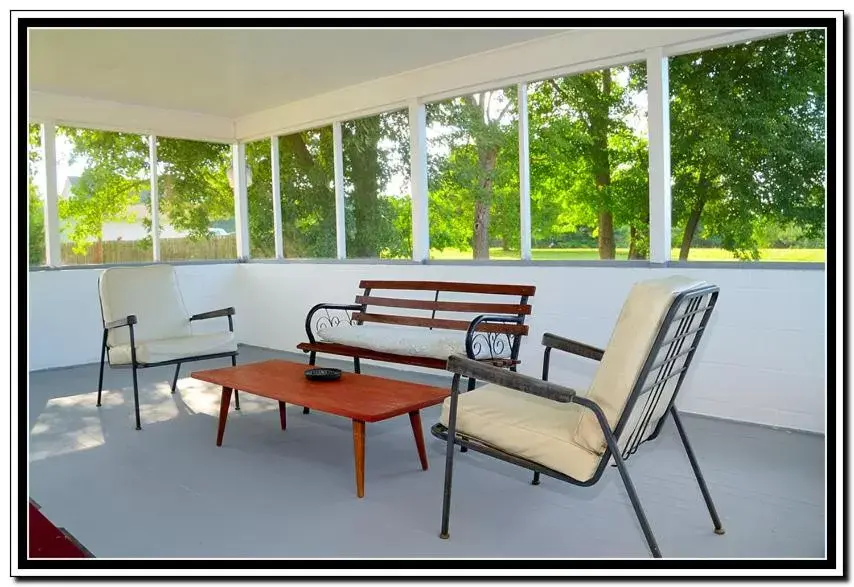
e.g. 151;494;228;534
432;276;724;558
96;264;239;430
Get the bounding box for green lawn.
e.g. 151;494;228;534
429;247;825;263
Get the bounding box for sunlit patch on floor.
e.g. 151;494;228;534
30;393;106;462
176;378;278;415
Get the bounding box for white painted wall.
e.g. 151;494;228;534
27;264;241;371
27;262;826;433
233;263;826;433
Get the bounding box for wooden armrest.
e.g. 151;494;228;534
190;307;236;321
542;332;605;361
105;315;137;330
446;354;576;403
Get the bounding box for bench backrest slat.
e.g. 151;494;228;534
351;312;529;335
354;295;532;316
358;280;536;297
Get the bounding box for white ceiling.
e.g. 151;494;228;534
29;28;567;118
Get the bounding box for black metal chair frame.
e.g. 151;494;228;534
96;296;240;431
432;285;724;558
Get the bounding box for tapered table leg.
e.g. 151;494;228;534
216;387;233;447
409;410;429;471
278;401;287;431
352;419;366;498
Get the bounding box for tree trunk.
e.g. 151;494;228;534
348;118;382;258
679;198;706;261
590;68;615;260
473;145;499;260
627;218;649;260
628;225;639;259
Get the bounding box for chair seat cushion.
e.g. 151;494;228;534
109;332;237;365
439;383;602;482
317;324;512;361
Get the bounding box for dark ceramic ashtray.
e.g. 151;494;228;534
304;368;342;382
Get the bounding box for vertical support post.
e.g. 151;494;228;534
332;121;346;260
270;135;284;259
517;82;532;261
41;122;61;267
409;100;429;262
231;143;250;260
646;47;672;264
149;135;160;262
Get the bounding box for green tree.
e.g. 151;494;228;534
28;123;45;265
669;30;826;260
56;128;150;261
428;88;518;259
528;65;649;259
343;110;411;258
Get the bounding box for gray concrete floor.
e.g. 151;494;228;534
28;345;825;559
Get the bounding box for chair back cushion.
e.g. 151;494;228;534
573;276;713;455
99;265;192;347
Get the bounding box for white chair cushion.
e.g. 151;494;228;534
440;383;601;482
317;324;512;361
574;276;709;455
108;332;237;365
100;265;192;347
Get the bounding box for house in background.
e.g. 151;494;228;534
60;176;193;242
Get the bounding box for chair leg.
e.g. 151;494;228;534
671;408;725;535
354;357;361;374
531;472;540;485
96;330;107;407
458;378;476;453
131;364;142;431
440;375;462;540
171;363;181;393
611;451;661;558
303;352;316;414
230;355;240;410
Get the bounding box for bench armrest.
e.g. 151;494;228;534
465;314;524;362
190;307;235;322
542;332;605;362
446;354;576;404
105;315;137;330
304;303;364;343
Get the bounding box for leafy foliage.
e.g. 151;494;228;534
47;30;825;264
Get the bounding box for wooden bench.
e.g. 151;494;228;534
297;280;536;393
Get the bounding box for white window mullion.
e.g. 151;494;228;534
149;135;160;262
270;136;284;259
42;122;61;267
409;101;429;262
646;47;672;264
518;82;532;261
332;122;346;260
231;143;251;260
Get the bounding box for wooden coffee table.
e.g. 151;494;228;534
191;359;449;498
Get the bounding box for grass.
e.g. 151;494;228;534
430;247;826;263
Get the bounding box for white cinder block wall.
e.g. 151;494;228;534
234;263;826;434
27;264;241;371
27;263;826;433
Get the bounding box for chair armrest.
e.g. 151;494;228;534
542;332;605;362
304;303;364;343
446;354;576;404
105;315;137;330
465;315;524;362
190;307;236;321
